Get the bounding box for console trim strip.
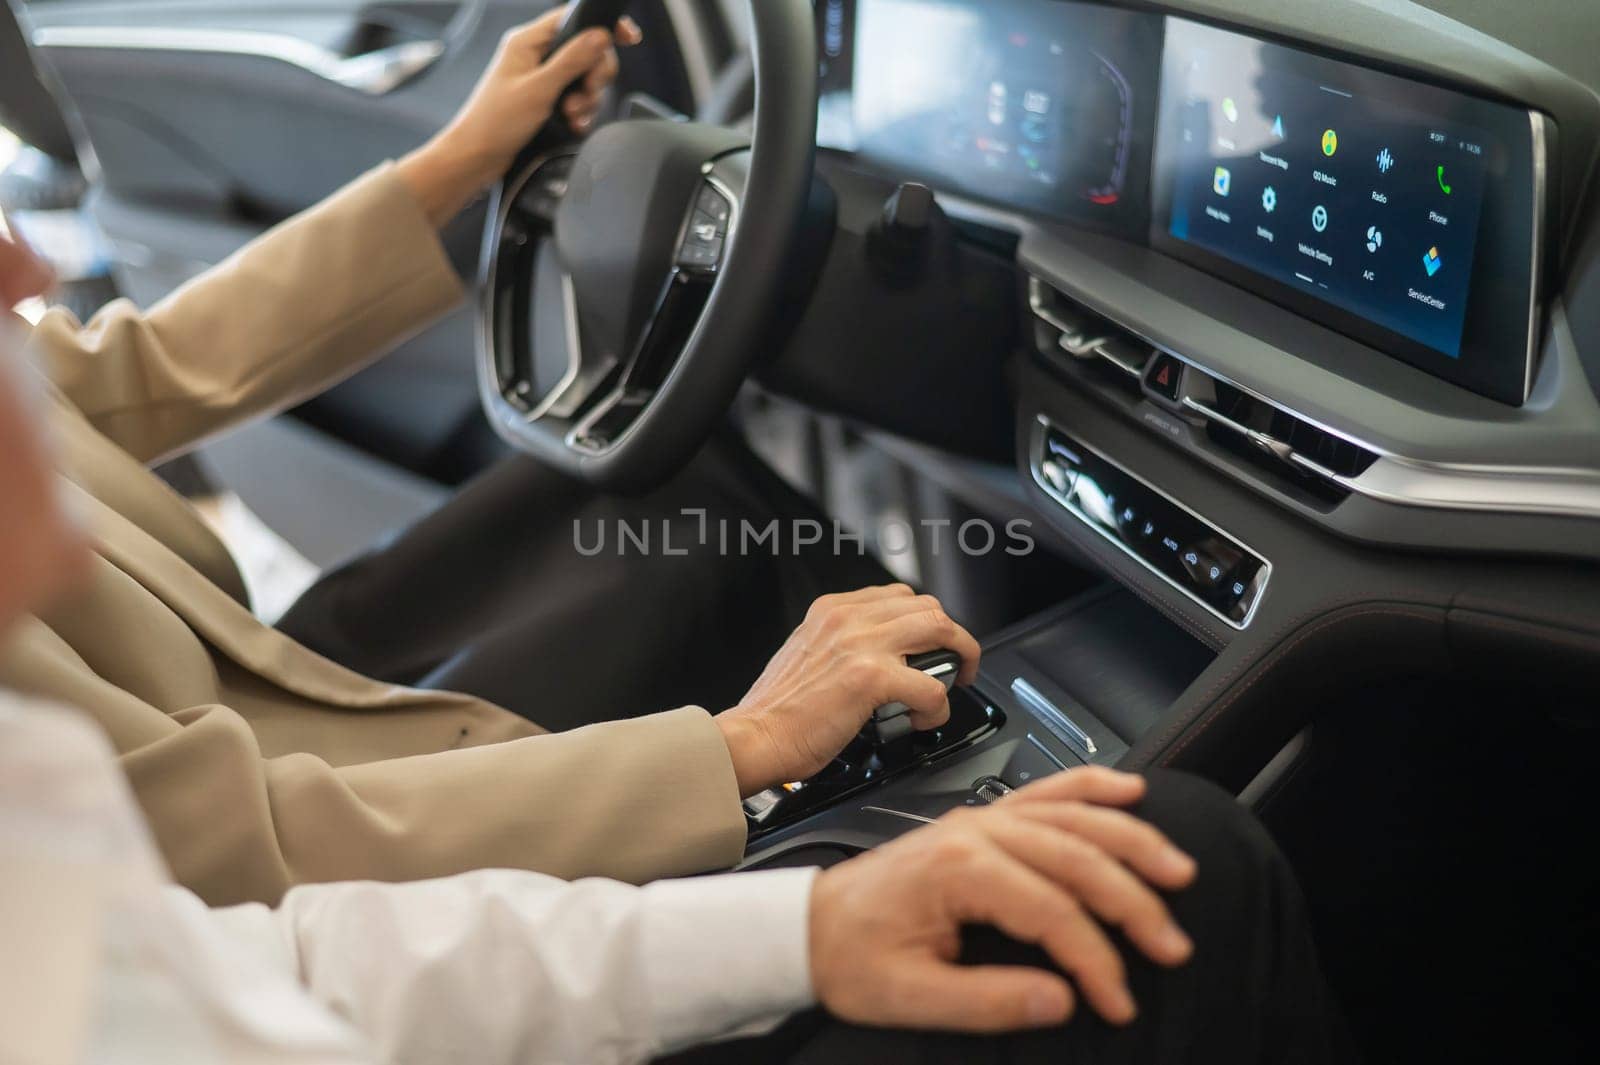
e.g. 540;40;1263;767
1010;678;1097;759
1029;415;1272;631
859;806;937;826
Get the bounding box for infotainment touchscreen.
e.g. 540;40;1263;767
1153;18;1543;404
817;0;1159;227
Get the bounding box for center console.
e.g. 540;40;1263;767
741;586;1216;866
751;0;1597;861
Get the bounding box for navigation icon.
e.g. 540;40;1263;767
1272;114;1285;139
1213;166;1232;196
1262;185;1277;213
1311;204;1329;233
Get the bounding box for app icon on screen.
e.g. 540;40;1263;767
1262;186;1277;212
1321;129;1339;157
1366;226;1383;253
1311;204;1329;233
1213;167;1232;196
1423;246;1443;276
1376;148;1395;174
1222;97;1239;123
1272;115;1285;139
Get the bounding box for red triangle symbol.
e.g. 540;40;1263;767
1156;365;1171;386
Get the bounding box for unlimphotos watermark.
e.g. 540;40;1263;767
574;509;1035;559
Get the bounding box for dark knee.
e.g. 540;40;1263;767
1134;769;1291;899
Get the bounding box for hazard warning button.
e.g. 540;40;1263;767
1145;354;1184;403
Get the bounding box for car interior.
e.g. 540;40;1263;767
4;0;1598;1058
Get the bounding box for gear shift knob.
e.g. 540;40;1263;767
867;649;962;745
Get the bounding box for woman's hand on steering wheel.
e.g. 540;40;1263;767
398;4;643;227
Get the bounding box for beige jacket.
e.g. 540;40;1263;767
0;165;747;907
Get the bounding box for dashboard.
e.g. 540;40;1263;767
814;0;1547;406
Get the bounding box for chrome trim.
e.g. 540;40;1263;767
33;26;443;95
1341;456;1600;518
1010;677;1097;759
1181;395;1321;467
1027;276;1078;336
860;806;938;826
1029;415;1273;631
1180;367;1600;519
524;271;586;421
1523;111;1550;404
1025;733;1069;771
481;151;604;425
1092;337;1149;379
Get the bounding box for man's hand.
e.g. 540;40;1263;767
808;767;1199;1033
397;5;642;225
716;584;980;797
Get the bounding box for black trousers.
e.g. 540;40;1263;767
279;435;896;730
664;771;1354;1065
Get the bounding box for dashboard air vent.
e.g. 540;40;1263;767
1185;380;1380;504
1028;277;1153;398
1025;274;1380;510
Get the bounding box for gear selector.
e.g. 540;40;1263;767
867;649;962;745
742;650;999;839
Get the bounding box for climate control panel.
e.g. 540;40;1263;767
1030;417;1271;628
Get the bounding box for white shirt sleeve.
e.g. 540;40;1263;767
210;865;820;1065
2;691;817;1065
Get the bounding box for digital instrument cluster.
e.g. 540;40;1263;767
816;0;1160;228
815;1;1545;406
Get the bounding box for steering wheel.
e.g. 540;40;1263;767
477;0;817;492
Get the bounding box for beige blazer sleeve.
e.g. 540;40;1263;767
6;163;752;905
6;596;748;907
29;163;464;465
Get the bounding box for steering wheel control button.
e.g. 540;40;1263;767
678;182;735;274
695;185;733;226
1145;353;1184;403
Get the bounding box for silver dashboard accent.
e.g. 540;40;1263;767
480;151;617;427
32;26;444;95
859;806;938;826
1180;395;1296;465
1167;342;1600;520
1010;677;1098;760
1524;111;1550;406
1030;252;1600;522
1029;414;1273;631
